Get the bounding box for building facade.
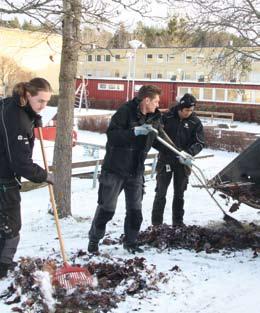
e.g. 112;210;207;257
77;47;260;83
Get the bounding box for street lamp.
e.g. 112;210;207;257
128;39;145;99
126;51;134;101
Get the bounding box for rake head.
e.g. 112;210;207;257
52;263;93;289
223;213;244;230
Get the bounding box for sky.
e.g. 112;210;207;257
0;0;180;32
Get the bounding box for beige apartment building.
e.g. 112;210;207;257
0;27;62;94
77;47;260;83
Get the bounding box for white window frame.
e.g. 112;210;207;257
157;54;164;63
97;83;124;91
145;54;153;63
167;54;175;63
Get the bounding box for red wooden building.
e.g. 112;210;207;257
76;77;260;110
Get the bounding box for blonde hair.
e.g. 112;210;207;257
12;77;52;107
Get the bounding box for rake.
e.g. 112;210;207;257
152;127;243;229
37;127;93;289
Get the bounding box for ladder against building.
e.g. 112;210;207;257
74;76;90;112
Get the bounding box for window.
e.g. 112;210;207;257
85;70;93;77
135;85;142;92
115;54;120;60
108;84;116;90
98;83;124;91
203;88;213;100
96;55;102;62
196;55;204;64
157;54;164;63
183;72;192;80
105;55;111;62
145;73;152;79
167;54;175;62
157;73;163;79
167;72;176;80
215;89;225;101
115;71;120;77
178;87;189;97
185;55;192;63
146;54;153;62
255;90;260;104
87;55;92;62
227;89;238;102
191;88;200;100
99;83;106;90
241;90;252;102
196;72;204;81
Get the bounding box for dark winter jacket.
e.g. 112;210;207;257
0;95;47;182
158;106;205;165
102;97;163;177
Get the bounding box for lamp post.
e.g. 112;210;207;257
126;51;134;101
128;39;145;99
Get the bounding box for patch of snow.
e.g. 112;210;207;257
34;271;56;312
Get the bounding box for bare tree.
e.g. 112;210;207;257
0;55;33;96
0;0;153;217
168;0;260;77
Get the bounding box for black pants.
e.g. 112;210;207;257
152;161;189;225
89;171;144;245
0;178;21;264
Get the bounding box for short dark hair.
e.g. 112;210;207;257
137;85;161;101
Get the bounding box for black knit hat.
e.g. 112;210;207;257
178;93;196;110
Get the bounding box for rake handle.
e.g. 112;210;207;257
38;127;67;263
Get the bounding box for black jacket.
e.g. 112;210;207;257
102;97;162;177
158;106;205;165
0;95;47;182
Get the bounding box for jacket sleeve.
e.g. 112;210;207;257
106;107;136;146
152;114;177;155
187;121;205;156
3;111;47;183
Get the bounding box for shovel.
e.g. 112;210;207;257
151;127;243;229
37;127;93;289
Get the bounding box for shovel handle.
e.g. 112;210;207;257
151;127;228;215
37;127;67;263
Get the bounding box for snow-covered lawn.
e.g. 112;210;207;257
1;120;260;312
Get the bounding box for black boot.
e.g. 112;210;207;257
172;219;185;227
88;240;99;253
123;242;144;254
0;262;10;279
151;207;165;226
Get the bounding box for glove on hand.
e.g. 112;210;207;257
178;151;193;167
46;172;54;185
34;115;43;128
134;124;153;136
178;156;193;167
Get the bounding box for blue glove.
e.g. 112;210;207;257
134;124;153;136
178;156;193;167
178;151;193;167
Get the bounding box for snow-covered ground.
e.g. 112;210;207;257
1;111;260;312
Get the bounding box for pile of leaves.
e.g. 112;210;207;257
0;254;167;313
138;223;260;253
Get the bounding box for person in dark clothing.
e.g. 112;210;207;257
0;78;54;278
151;93;205;226
88;85;163;254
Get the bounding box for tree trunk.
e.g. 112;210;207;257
53;0;81;217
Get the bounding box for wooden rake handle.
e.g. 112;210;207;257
38;127;67;263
